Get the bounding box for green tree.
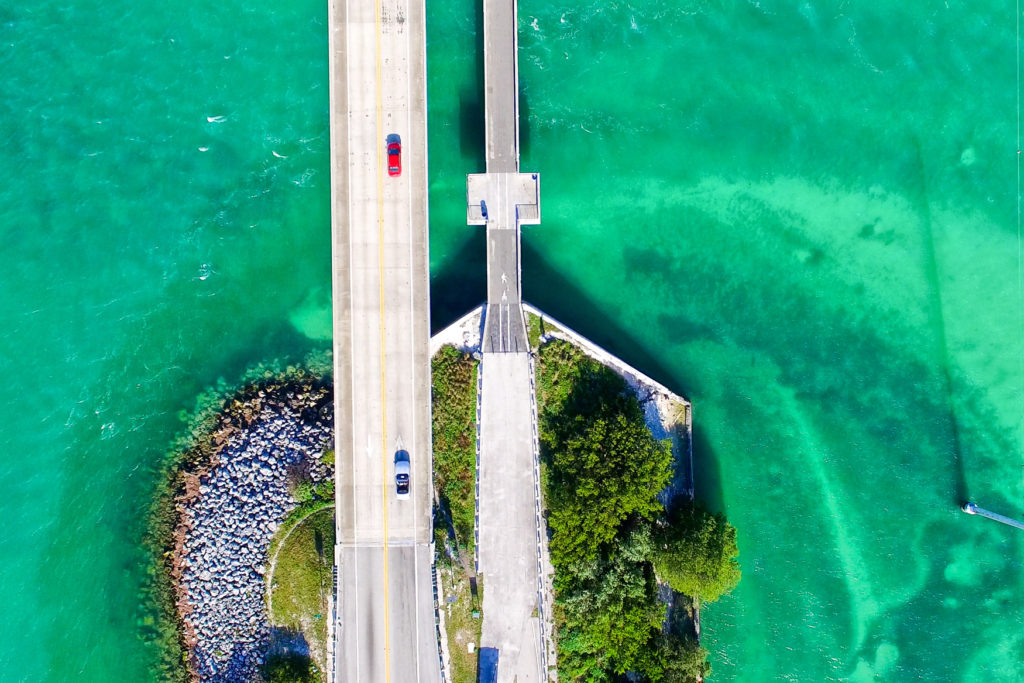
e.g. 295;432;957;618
637;632;710;683
536;340;734;683
537;342;633;449
261;652;317;683
547;404;672;567
556;625;615;683
557;527;664;679
653;504;740;603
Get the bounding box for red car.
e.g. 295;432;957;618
386;134;402;177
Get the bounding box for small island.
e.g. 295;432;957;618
145;364;335;683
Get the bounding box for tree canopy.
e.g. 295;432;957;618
647;632;712;683
538;342;674;681
653;504;741;604
547;408;672;566
540;341;672;567
536;339;740;683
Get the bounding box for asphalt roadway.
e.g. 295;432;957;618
328;0;439;679
478;353;544;682
473;0;546;678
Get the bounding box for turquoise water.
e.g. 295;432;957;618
429;0;1024;680
0;1;331;679
1;0;1022;680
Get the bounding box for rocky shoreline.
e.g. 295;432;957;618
160;379;333;682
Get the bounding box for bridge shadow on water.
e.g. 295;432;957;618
519;90;531;163
457;0;486;172
519;240;725;513
428;223;727;512
521;241;680;392
430;229;486;334
459;95;485;172
907;137;970;509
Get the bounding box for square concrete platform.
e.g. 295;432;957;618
467;172;541;226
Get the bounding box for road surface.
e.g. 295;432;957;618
470;0;546;679
328;0;439;679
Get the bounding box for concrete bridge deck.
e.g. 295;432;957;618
470;0;546;680
329;0;440;680
482;0;522;173
469;0;540;355
467;172;539;353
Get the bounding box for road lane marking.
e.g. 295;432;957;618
339;539;417;548
400;3;424;679
373;0;392;680
339;0;362;679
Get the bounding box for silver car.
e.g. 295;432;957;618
394;450;411;500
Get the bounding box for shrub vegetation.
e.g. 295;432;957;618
431;345;479;552
430;345;482;683
537;339;739;682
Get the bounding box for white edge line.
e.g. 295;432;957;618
326;0;340;679
404;3;424;681
411;0;438;677
342;0;361;680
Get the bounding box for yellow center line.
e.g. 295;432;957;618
373;0;392;680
